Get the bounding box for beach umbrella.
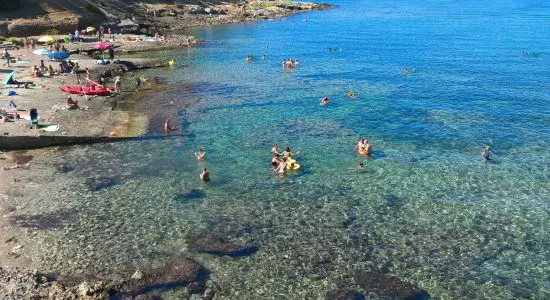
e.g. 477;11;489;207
38;36;55;43
33;48;50;55
86;26;96;33
3;71;15;85
94;42;112;50
48;52;70;60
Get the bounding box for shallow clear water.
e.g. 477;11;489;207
7;0;550;298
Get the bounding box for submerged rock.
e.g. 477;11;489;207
187;235;259;257
175;188;206;201
326;289;366;300
55;163;76;173
355;271;430;299
85;175;119;191
113;255;209;297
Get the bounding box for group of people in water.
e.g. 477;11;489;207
282;59;300;69
271;144;300;174
355;138;372;156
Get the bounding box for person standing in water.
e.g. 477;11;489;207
275;158;288;174
355;139;366;153
164;119;177;134
200;167;210;182
272;153;282;168
195;149;206;161
271;144;282;155
364;139;372;156
283;147;299;158
320;97;329;106
482;146;491;161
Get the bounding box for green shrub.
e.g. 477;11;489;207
6;37;21;45
44;28;60;35
0;36;6;42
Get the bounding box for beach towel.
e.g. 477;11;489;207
48;52;70;60
7;91;16;96
3;71;15;85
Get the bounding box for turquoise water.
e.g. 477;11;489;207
8;0;550;298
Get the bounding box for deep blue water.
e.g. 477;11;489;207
15;1;550;299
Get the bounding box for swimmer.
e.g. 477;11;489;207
320;96;329;106
262;54;266;60
195;148;206;161
482;146;491;161
403;68;409;75
283;147;299;158
355;139;366;153
246;55;252;62
164;119;177;134
275;157;287;174
285;60;292;69
356;162;365;171
271;144;282;155
364;139;372;156
200;167;210;182
272;153;281;167
347;91;356;99
294;59;299;67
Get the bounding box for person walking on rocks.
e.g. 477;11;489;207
3;47;10;67
135;76;141;90
73;62;81;83
84;68;91;82
114;75;122;92
30;39;35;50
108;47;114;60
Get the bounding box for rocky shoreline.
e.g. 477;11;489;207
0;1;335;37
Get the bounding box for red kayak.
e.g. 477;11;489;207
60;83;112;96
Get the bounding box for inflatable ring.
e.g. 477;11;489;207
287;162;300;170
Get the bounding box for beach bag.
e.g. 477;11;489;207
8;90;16;96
